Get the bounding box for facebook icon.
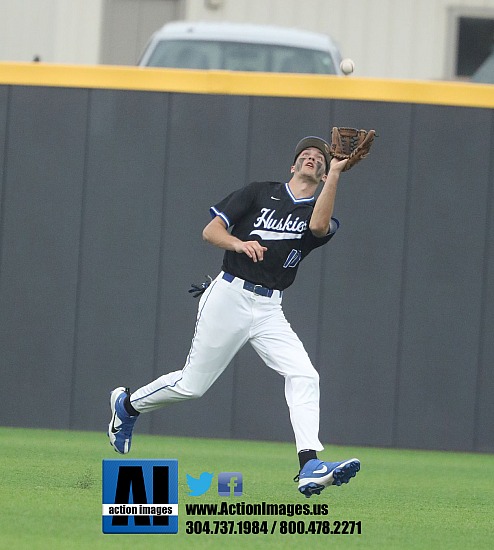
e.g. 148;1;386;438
217;472;243;497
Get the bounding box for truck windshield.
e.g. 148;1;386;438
144;39;337;74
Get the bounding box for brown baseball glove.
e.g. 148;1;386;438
330;127;376;171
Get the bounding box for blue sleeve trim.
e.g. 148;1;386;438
329;217;340;235
209;206;231;228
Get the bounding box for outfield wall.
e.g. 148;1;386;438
0;63;493;453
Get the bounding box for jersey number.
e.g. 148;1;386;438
283;249;302;268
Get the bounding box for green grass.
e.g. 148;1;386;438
0;426;493;549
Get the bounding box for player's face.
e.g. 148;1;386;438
294;148;326;181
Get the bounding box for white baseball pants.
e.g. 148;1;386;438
130;272;324;452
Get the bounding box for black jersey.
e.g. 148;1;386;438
210;181;339;290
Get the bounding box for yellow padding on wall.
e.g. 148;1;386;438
0;62;493;109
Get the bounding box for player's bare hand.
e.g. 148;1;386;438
235;240;268;262
329;157;348;173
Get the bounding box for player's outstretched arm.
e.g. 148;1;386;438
309;158;347;237
203;216;268;262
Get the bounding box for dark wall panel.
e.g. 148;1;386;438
150;93;251;439
319;101;413;448
70;90;169;433
475;116;494;452
0;86;7;203
0;86;7;278
0;86;88;428
395;105;491;451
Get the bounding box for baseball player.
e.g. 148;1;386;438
108;136;360;497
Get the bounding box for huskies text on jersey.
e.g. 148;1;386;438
250;208;308;240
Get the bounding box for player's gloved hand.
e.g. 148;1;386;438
188;275;213;298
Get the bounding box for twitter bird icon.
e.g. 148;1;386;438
186;472;214;496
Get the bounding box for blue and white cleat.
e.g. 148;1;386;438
297;458;360;498
108;387;138;454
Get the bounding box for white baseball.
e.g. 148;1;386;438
340;58;355;75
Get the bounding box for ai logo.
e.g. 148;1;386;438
102;459;178;534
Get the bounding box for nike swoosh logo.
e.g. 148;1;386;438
110;414;119;434
313;465;328;474
271;196;280;200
